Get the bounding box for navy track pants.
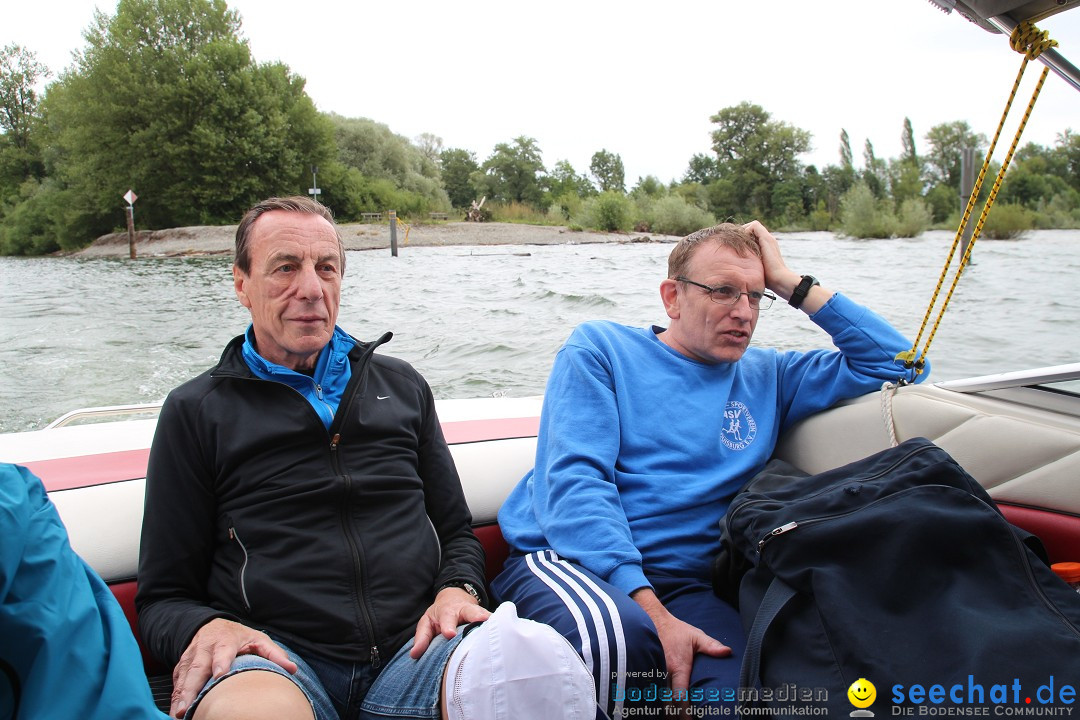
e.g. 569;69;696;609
491;550;747;718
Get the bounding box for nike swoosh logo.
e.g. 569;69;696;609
376;395;390;400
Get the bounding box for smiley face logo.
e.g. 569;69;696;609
848;678;876;709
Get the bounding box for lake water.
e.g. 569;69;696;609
1;229;1078;433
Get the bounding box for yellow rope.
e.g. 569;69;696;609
896;22;1057;376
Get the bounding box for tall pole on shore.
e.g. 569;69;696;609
389;210;398;257
308;165;321;204
122;189;138;259
959;148;976;265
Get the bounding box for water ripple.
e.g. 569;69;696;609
2;230;1078;432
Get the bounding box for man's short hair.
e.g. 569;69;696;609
667;223;761;279
234;196;346;275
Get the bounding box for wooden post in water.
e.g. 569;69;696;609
389;210;398;257
960;148;976;264
126;206;136;259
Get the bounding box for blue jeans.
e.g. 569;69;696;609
187;631;468;720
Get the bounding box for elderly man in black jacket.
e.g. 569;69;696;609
136;197;492;720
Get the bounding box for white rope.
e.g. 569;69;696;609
880;381;901;448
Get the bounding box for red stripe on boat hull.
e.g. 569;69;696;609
21;449;151;492
440;416;539;444
22;416;539;492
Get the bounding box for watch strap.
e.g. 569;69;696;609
788;275;819;309
438;580;482;603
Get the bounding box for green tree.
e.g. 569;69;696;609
42;0;334;247
684;153;719;185
0;44;50;205
924;121;986;188
631;175;666;198
1056;130;1080;193
643;195;715;236
545;160;593;199
839;129;855;178
839;182;897;238
328;114;448;210
589;149;625;193
889;118;924;207
901;117;918;167
577;190;632;232
439;147;480;208
862;139;886;197
818;164;853;218
476;136;545;205
544;159;593;219
0;44;48;154
709;102;811;219
415;132;443;170
888;158;924;207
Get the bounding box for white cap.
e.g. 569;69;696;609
444;602;597;720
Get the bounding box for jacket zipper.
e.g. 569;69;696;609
328;339;387;668
314;382;335;422
228;525;252;612
331;433;382;668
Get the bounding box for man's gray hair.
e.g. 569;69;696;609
234;196;345;275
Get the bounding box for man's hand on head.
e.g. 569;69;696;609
743;220;832;313
410;586;491;659
742;221;800;298
170;618;297;719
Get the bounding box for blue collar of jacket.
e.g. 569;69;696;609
241;325;357;429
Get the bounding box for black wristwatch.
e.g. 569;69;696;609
788;274;819;309
438;580;482;603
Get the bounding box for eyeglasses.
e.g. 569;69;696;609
675;276;776;309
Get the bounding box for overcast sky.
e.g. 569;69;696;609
6;1;1079;185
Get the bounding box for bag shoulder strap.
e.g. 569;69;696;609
739;576;797;691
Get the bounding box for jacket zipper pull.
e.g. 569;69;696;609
758;521;799;551
330;433;340;452
371;645;381;669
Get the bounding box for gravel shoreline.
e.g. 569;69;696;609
74;221;681;258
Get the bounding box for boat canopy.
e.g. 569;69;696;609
928;0;1080;90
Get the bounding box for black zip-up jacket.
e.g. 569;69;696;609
135;333;486;668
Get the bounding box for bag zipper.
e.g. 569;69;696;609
756;483;968;552
730;443;939;551
755;486;1080;641
996;505;1080;641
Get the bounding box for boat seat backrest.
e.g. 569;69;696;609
774;382;1080;562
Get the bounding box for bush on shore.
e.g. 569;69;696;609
981;203;1033;239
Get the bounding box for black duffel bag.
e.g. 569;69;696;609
714;437;1080;716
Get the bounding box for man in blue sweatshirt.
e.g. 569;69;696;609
493;221;927;716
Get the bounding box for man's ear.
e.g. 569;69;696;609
233;265;252;309
659;278;680;320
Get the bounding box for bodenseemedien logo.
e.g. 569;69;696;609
849;678;877;717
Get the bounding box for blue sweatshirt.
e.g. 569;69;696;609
497;293;926;595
